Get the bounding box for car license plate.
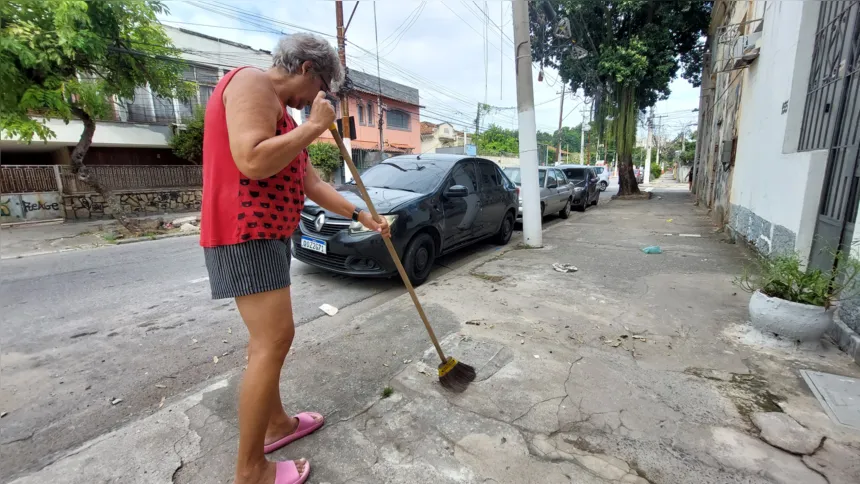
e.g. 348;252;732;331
300;236;327;254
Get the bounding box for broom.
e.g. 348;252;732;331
327;123;476;392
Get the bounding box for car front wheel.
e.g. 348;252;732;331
599;181;608;191
403;232;435;286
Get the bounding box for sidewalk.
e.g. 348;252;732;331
0;211;200;259
10;189;860;484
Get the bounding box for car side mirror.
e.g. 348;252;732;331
444;185;469;198
547;180;558;188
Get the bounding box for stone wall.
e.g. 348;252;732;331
63;189;202;220
727;203;797;256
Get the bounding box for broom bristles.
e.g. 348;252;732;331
438;357;476;393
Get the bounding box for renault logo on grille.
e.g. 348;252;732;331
314;213;326;232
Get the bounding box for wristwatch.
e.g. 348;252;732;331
352;207;363;222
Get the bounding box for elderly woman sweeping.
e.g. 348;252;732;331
199;33;390;484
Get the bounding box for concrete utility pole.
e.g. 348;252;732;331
556;84;565;163
373;3;384;157
512;0;542;247
644;108;653;185
580;101;589;164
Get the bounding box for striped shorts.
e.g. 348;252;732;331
203;239;292;299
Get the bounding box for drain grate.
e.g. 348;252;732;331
800;370;860;430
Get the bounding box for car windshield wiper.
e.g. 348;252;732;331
371;185;418;193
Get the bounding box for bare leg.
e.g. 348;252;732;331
234;287;306;484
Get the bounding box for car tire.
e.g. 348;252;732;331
494;211;515;245
540;202;546;218
403;232;435;287
559;199;571;219
599;181;608;191
575;196;586;212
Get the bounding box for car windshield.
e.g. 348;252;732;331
503;168;546;186
562;168;587;181
593;167;604;174
356;160;450;194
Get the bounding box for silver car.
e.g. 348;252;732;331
502;167;574;220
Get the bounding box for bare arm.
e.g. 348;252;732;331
304;164;390;236
224;70;331;180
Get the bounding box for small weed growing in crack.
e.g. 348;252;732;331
101;233;117;243
513;243;542;250
381;386;394;398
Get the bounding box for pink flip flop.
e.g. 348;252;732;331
274;460;310;484
264;412;325;454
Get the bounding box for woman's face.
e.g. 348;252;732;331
287;61;331;109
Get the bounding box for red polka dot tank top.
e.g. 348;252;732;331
199;67;308;248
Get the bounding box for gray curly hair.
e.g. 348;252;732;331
272;33;344;91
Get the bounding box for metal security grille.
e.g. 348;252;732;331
808;1;860;271
799;1;860;151
1;166;58;194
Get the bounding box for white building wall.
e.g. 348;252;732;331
728;0;827;258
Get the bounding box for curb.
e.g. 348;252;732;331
830;309;860;367
114;231;198;245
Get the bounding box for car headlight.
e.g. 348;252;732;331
349;214;397;234
574;186;584;192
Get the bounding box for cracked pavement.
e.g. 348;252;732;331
6;187;860;483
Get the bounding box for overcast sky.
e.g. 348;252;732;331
161;0;700;140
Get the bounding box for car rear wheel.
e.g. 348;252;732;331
403;232;435;286
599;181;608;191
559;199;571;219
494;211;515;245
575;195;587;212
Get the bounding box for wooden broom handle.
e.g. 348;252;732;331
327;125;448;364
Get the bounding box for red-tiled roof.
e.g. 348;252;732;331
420;121;437;135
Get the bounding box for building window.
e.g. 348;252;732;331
386;109;410;131
358;104;365;125
367;102;374;126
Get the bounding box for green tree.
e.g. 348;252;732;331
169;108;204;164
307;142;341;182
1;0;193;227
474;124;519;155
530;0;711;195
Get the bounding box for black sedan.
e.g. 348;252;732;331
292;154;518;285
557;164;600;211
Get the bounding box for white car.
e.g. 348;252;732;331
592;165;610;191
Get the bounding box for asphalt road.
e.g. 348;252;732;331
0;229;517;480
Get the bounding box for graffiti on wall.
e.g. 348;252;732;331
64;189;203;220
0;192;63;223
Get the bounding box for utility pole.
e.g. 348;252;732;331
580;101;589;164
373;3;384;157
335;1;352;180
654;114;668;172
556;85;565;163
512;0;541;247
644;108;653;185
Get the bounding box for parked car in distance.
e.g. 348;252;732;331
556;164;600;211
591;165;610;191
502;166;574;220
292;154;518;286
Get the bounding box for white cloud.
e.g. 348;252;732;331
160;0;699;138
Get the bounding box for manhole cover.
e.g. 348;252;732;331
800;370;860;430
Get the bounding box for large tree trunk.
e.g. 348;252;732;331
69;107;137;231
615;85;641;196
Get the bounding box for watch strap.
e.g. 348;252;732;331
352;207;363;222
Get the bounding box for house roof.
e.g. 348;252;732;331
349;70;420;106
420;122;437;135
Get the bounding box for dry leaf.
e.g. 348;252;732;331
155;384;166;389
213;356;219;364
227;327;232;334
159;397;165;409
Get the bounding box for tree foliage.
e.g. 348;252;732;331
169;108;204;164
307;142;341;182
1;0;194;228
474;124;519;155
530;0;711;195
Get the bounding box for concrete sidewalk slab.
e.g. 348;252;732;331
10;190;860;484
